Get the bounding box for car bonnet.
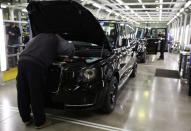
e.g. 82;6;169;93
27;0;111;50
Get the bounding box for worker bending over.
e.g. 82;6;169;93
17;33;74;129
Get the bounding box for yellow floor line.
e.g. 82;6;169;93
2;67;18;81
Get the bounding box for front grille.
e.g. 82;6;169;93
62;71;75;81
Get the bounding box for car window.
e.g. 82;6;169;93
100;22;117;48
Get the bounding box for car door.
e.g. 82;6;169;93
117;24;130;78
122;26;136;74
128;40;136;69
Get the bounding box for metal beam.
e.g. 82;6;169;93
130;15;175;17
102;2;185;6
137;12;176;14
113;8;180;11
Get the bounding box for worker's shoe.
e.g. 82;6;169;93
24;118;33;126
35;120;52;129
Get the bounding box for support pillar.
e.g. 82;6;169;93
187;13;191;45
18;11;22;44
9;8;14;21
179;15;183;44
182;13;188;45
0;9;8;71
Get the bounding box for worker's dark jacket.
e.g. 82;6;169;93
160;38;165;51
6;26;21;44
19;33;59;67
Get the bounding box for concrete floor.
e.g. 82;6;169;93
0;53;191;131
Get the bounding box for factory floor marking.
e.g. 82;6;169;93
0;105;131;131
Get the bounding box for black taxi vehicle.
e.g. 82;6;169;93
136;39;147;63
135;28;147;63
27;0;137;113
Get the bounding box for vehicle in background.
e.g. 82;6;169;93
135;28;147;63
146;28;167;54
135;27;167;56
136;39;147;63
28;0;137;113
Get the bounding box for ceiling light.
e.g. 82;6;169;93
116;0;123;4
125;5;130;10
115;0;139;25
184;1;191;8
168;0;191;25
0;4;7;8
92;3;101;9
155;0;159;3
22;9;27;12
159;0;163;21
180;8;184;13
105;9;112;13
138;0;142;4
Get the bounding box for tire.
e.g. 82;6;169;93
140;58;146;63
101;76;118;114
140;53;146;63
130;63;137;78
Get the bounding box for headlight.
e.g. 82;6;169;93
79;68;97;82
84;68;96;80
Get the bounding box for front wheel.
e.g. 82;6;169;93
100;76;118;114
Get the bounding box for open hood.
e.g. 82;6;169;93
27;0;110;49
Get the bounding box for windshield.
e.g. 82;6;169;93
136;28;145;39
99;21;117;48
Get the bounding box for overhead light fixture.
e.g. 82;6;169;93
92;3;101;9
105;9;112;13
0;4;7;8
159;0;163;21
184;1;191;8
0;9;7;71
155;0;159;3
168;0;191;25
116;0;123;4
180;8;184;13
22;9;27;12
138;0;142;4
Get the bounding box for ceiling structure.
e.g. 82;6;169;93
0;0;190;25
81;0;189;24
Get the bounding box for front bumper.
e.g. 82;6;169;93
46;80;106;111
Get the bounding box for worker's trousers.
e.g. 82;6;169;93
17;60;47;126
